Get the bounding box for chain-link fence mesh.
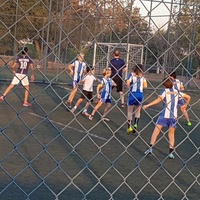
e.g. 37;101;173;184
0;0;199;199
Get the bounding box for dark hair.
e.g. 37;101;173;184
22;47;28;54
86;65;94;73
133;64;143;75
113;49;120;57
163;77;173;88
170;71;177;79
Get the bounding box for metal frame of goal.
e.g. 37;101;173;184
92;42;144;78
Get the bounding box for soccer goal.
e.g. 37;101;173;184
93;42;144;78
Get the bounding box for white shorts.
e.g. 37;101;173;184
11;73;29;86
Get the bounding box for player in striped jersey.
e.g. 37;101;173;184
170;71;192;126
66;53;86;108
143;78;191;159
89;68;116;121
126;64;147;133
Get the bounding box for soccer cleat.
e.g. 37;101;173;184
187;121;192;126
82;111;90;117
0;96;4;102
101;117;110;122
144;148;152;155
70;107;76;113
133;124;138;129
127;127;133;133
89;115;93;121
168;153;175;159
23;102;32;107
66;101;72;108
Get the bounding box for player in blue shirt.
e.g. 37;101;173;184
170;71;191;126
109;50;126;108
0;47;34;106
66;53;86;108
89;68;116;121
143;77;191;159
126;64;147;133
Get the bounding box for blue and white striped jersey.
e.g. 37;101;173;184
72;60;86;82
100;77;112;100
159;88;183;118
173;79;184;91
128;73;146;93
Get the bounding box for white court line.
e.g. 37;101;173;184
29;112;108;141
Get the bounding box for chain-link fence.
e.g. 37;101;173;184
0;0;199;199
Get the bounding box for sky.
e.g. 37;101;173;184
134;0;175;29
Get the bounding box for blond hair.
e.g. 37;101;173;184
103;68;111;76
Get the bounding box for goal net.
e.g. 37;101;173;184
93;42;144;78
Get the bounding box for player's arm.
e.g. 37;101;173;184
29;63;34;81
122;64;127;73
112;80;117;87
67;63;74;76
180;82;185;91
96;83;103;99
143;78;147;88
143;96;163;109
11;62;17;74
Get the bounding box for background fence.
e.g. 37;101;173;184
0;0;199;199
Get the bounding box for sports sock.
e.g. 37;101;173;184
169;148;174;154
128;120;131;128
134;118;140;128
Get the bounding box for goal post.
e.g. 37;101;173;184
93;42;144;78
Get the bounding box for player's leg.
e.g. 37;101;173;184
1;84;15;99
21;75;31;106
66;81;78;107
167;118;177;159
89;101;104;120
127;105;134;133
178;99;191;126
0;75;19;101
71;90;86;112
23;85;31;106
133;104;142;130
102;102;112;121
82;91;93;116
180;105;191;126
115;76;124;107
150;124;163;145
144;124;163;155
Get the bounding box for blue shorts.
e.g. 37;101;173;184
100;98;111;103
128;92;144;106
178;99;184;107
156;116;177;128
72;79;80;88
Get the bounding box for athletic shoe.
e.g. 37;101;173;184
23;102;32;107
144;148;152;155
82;111;90;117
89;115;93;121
70;107;76;113
187;121;192;126
168;153;175;159
127;127;133;133
133;124;138;129
0;96;4;102
66;101;72;108
101;117;110;122
121;103;125;108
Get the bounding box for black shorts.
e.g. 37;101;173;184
112;75;123;92
80;90;93;101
